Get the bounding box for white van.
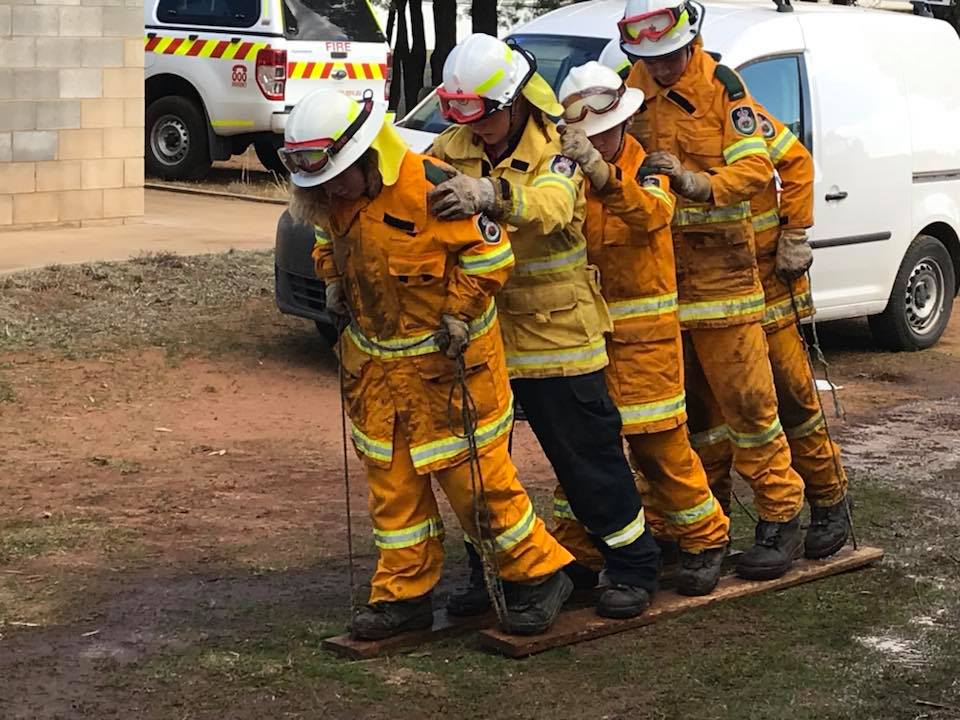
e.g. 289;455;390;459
144;0;390;180
392;0;960;351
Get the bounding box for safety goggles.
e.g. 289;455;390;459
617;6;687;45
438;43;537;124
561;84;626;124
278;91;375;176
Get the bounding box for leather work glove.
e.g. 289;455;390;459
775;227;814;282
435;314;470;359
642;151;712;202
324;278;349;322
559;126;609;190
427;174;497;221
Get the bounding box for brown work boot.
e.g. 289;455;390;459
351;595;434;640
805;495;852;559
676;545;727;596
736;517;803;581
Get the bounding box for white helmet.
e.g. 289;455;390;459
558;61;644;138
439;33;536;123
618;0;704;59
281;89;387;188
598;38;632;80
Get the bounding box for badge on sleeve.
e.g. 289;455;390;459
476;213;502;244
731;106;758;136
641;175;661;188
758;112;776;140
549;154;576;178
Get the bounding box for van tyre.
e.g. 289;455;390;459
146;95;212;181
868;234;955;351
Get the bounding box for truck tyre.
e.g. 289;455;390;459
868;234;956;351
254;139;288;176
145;95;212;181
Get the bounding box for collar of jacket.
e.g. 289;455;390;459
438;115;554;176
613;133;645;179
329;150;428;235
627;40;716;120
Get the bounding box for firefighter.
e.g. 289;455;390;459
702;103;851;558
552;61;731;596
282;88;575;640
620;0;808;580
427;33;662;619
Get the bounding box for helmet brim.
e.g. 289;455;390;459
563;88;644;138
290;100;388;188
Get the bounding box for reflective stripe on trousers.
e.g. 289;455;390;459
373;515;444;549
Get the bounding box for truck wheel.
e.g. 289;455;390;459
868;234;956;351
254;140;288;177
145;96;212;181
315;320;341;348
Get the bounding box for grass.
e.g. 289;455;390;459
0;376;14;403
0;513;141;564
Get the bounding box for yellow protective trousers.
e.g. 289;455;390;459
684;323;805;522
367;420;572;603
706;323;848;511
553;425;730;568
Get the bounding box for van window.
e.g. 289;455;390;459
739;56;804;140
397;33;608;133
282;0;386;42
156;0;259;28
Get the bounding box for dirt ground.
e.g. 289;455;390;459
1;252;959;720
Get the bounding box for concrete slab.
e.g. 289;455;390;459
0;189;283;274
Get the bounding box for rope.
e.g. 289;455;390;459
787;272;858;550
335;316;358;613
447;351;510;626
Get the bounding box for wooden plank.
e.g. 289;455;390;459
321;608;494;660
479;545;884;658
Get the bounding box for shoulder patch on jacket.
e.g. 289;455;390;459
475;213;502;244
641;175;661;188
549;154;576;178
714;64;746;101
731;105;757;136
423;159;457;187
758;112;776;140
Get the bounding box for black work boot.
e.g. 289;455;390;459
676;545;728;596
736;517;803;581
596;584;652;619
351;595;434;640
805;495;852;559
502;571;573;635
446;544;491;617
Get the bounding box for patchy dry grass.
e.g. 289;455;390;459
0;513;141;565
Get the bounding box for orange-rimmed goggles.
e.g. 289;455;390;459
618;6;686;45
278;92;374;176
561;85;626;124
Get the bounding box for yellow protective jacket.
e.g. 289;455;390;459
585;134;686;435
312;150;517;474
626;42;775;329
753;105;815;332
429;116;612;379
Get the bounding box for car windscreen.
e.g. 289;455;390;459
282;0;386;42
397;33;609;133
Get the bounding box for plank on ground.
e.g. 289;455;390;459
322;608;494;660
479;545;884;658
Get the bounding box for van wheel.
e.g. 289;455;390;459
315;320;341;348
868;234;956;351
254;140;288;177
145;96;211;181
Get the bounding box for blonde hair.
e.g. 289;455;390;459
286;150;382;226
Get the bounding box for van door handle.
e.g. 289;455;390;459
825;190;848;201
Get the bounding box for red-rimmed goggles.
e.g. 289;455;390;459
561;84;626;124
278;91;375;176
438;43;537;124
617;6;687;45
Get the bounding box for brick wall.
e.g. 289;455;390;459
0;0;144;230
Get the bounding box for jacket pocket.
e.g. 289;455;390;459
678;128;723;172
387;252;447;286
676;227;757;297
